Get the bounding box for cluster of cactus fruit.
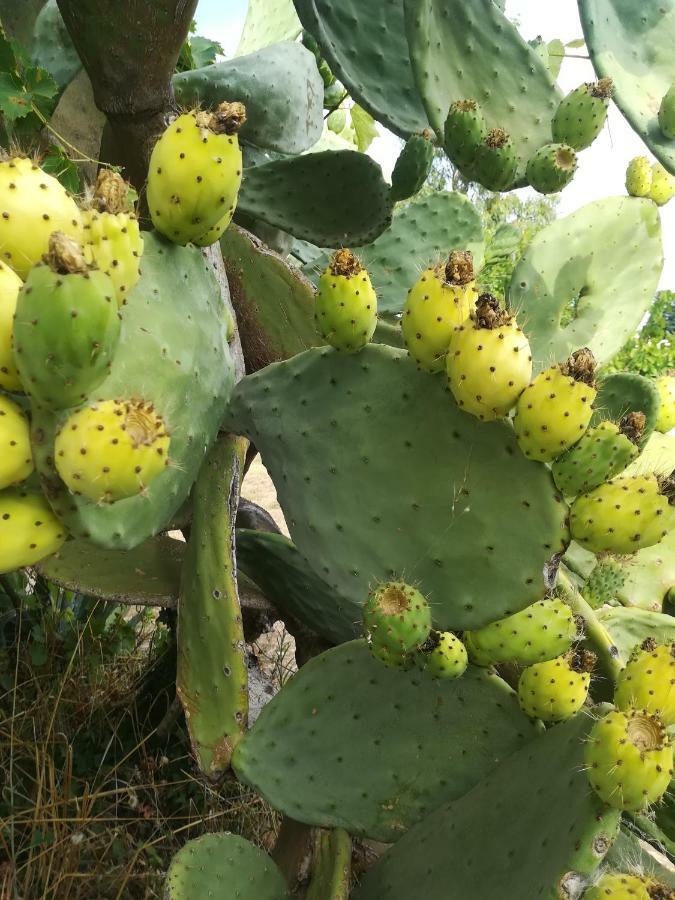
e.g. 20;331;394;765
5;0;675;897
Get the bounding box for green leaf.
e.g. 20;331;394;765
566;38;586;48
40;145;81;193
0;70;32;123
350;104;377;152
546;38;565;79
189;35;223;68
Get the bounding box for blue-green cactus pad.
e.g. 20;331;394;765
579;0;675;175
597;607;675;660
31;0;81;90
232;640;539;841
508;197;662;372
173;42;323;155
224;345;569;630
591;373;661;448
404;0;561;182
236;0;301;56
355;711;620;899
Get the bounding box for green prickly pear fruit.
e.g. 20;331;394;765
464;597;577;668
526;143;577;194
658;83;675;140
474;128;518;192
363;581;432;655
514;348;597;462
416;630;468;679
625;156;653;197
551;413;644;498
81;170;144;307
390;131;435;202
147;102;246;245
584;707;672;811
402;250;477;373
583;559;626;609
327;108;347;133
552;78;613;150
443;99;487;173
614;639;675;726
0;156;82;279
13;232;120;410
314;249;377;352
0;488;66;573
54;398;170;503
517;649;594;722
446;293;532;421
655;373;675;432
569;471;675;554
0;259;23;391
584;872;656;899
648;162;675;206
0;394;33;489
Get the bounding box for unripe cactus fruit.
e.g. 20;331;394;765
363;581;432;655
655;373;675;432
584;708;673;811
551;413;644;498
443;99;487;173
147;102;246;245
569;472;675;554
614;639;675;726
514;348;597;461
0;259;23;391
584;872;655;900
314;249;377;352
658;83;675;140
648;163;675;206
81;170;144;307
54;398;170;503
13;232;121;410
402;250;477;373
584;559;626;609
474;128;518;192
0;156;82;278
625;156;653;197
390;131;435;202
464;597;577;667
416;630;468;679
0;489;66;573
552;78;613;150
517;649;594;722
446;293;532;421
0;394;33;489
526;143;577;194
327;108;347;134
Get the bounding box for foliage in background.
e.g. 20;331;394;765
603;290;675;377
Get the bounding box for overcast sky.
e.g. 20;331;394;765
195;0;674;289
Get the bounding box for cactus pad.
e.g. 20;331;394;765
552;419;641;498
591;373;660;450
224;345;569;630
598;607;675;662
390;133;435;202
232;640;538;840
236;0;301;55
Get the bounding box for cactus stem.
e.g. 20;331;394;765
557;569;623;681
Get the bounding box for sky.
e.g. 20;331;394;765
195;0;674;288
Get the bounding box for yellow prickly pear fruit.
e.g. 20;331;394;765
147;102;246;245
192;212;231;247
0;259;23;391
402;250;477;373
584;872;655;900
314;249;377;352
614;638;675;726
0;489;67;573
648;162;675;206
446;293;532;421
0;156;82;278
655;372;675;432
517;649;595;722
82;170;144;306
416;630;468;680
0;394;33;489
54;398;170;503
514;348;597;461
625;156;652;197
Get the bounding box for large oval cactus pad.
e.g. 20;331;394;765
223;345;569;630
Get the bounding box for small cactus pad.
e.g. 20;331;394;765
404;0;560;182
390;132;435;202
0;260;23;391
232;640;538;840
585;708;673;811
164;832;289;900
552;79;613;150
446;294;531;421
579;0;675;176
626;157;653;198
0;489;66;573
612;529;675;611
0;157;82;279
148;104;245;245
416;630;468;679
0;394;33;489
508;197;663;373
464;597;577;668
235;0;301;55
355;711;620;899
614;640;675;726
598;607;675;663
223;345;569;630
315;250;377;352
363;581;432;653
517;650;594;722
552;418;642;498
656;375;675;433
